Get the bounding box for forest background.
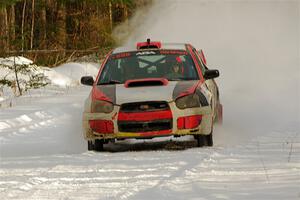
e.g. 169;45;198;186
0;0;150;66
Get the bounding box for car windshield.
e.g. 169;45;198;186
98;50;199;84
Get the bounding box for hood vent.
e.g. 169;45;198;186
125;78;168;88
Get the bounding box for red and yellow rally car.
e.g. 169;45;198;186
81;39;222;151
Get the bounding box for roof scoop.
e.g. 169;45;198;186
124;78;168;88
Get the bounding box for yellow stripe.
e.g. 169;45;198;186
117;132;142;137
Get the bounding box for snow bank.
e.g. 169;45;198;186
0;56;100;106
0;56;33;66
0;56;36;81
0;56;99;88
51;62;99;86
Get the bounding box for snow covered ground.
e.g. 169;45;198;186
1;0;300;199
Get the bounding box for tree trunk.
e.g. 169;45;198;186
0;6;9;52
21;0;27;51
39;0;47;49
56;1;66;49
109;1;113;32
7;5;15;50
122;1;129;25
30;0;35;49
13;57;22;96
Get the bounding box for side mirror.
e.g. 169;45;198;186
204;69;219;80
81;76;94;86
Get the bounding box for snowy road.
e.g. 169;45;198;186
0;87;299;199
0;88;299;200
1;0;300;199
0;89;299;199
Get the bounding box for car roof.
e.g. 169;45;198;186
112;43;187;54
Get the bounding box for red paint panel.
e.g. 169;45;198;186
177;115;202;129
89;120;114;134
118;110;172;121
136;41;161;49
185;115;202;129
177;117;184;129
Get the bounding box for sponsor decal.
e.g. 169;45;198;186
160;50;188;55
111;52;131;59
136;51;156;55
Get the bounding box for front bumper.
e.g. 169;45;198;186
82;102;212;140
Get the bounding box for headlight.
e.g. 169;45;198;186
175;94;200;109
91;100;114;113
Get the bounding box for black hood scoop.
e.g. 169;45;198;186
124;78;168;88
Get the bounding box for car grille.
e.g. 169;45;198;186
118;101;172;133
120;101;169;113
118;120;172;132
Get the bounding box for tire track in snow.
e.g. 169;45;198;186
1;132;299;200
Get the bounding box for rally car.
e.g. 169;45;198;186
81;39;222;151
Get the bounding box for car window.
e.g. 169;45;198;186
98;50;199;84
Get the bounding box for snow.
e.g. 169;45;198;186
0;56;33;66
0;59;99;106
43;62;99;88
54;62;99;81
1;0;300;199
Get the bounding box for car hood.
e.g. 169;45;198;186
93;80;200;105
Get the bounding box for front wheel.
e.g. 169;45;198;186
194;135;206;147
87;140;104;151
94;139;104;151
206;132;213;147
194;132;213;147
88;141;94;151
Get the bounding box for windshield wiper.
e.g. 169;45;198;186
98;80;121;85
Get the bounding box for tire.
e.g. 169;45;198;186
88;141;94;151
194;132;213;147
94;139;104;151
206;132;213;147
194;135;206;147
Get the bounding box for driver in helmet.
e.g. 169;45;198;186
166;56;183;80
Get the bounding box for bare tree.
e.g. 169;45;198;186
0;6;9;52
109;0;113;32
21;0;27;51
8;4;15;50
30;0;35;49
56;0;66;49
